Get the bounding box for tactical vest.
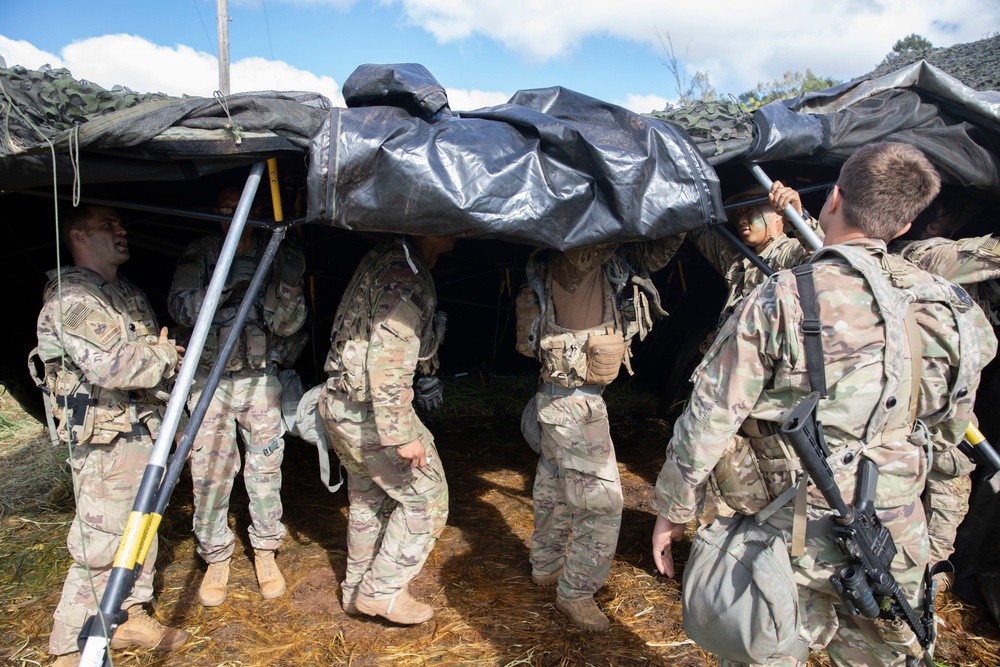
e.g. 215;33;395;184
201;236;279;373
324;239;442;402
715;244;984;517
515;249;656;388
32;268;163;445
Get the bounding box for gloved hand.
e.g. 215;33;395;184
225;255;258;293
279;243;306;287
413;375;445;412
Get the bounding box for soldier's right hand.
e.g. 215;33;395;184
769;181;803;218
396;438;429;468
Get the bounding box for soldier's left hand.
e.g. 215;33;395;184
769;181;803;218
652;514;686;577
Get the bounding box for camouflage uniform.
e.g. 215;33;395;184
37;267;178;655
529;238;683;603
168;233;306;563
319;238;448;601
652;239;996;666
894;234;1000;564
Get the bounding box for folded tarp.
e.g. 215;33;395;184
307;64;724;250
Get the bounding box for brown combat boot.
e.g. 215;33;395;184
356;586;434;625
50;653;80;667
109;605;189;650
555;596;611;632
531;565;564;587
340;583;360;614
254;550;286;600
198;559;231;607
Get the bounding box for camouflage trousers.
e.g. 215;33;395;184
718;499;930;666
319;387;448;599
50;429;157;656
923;448;975;564
531;389;622;601
188;369;286;563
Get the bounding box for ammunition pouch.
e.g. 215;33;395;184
713;437;771;516
584;331;625;386
539;332;589;388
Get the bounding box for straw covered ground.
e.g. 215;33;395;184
2;379;999;667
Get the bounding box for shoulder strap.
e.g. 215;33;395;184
791;264;827;397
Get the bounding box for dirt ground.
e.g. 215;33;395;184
2;381;1000;667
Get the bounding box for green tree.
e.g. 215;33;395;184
880;33;933;65
737;69;841;111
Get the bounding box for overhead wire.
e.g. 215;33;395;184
191;0;218;56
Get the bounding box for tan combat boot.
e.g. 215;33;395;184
340;583;359;614
254;549;286;600
356;586;434;624
109;605;189;650
198;559;231;607
555;596;611;632
50;653;80;667
531;565;564;587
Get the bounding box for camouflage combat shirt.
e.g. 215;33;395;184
36;266;178;443
324;239;440;447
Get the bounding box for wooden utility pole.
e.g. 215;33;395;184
217;0;231;96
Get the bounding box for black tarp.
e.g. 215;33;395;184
307;64;723;249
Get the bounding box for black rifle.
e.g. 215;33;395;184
781;391;935;667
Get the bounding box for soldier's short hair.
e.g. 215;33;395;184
58;205;98;248
836;142;941;241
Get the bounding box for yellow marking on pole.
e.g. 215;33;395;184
677;260;687;293
136;514;163;565
112;512;151;569
267;158;283;222
967;423;986;445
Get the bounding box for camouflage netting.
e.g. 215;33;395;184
0;64;174;154
863;35;1000;92
644;101;755;166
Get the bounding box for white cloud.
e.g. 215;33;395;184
616;93;671;115
445;87;511;111
386;0;1000;94
0;34;344;105
0;36;65;70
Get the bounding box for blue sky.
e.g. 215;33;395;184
2;0;999;113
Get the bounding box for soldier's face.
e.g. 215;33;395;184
735;204;779;249
82;207;129;266
216;190;255;250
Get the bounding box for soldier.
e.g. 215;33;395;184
36;205;188;666
691;182;819;336
168;187;307;607
691;183;819;525
318;235;453;625
651;143;996;665
889;193;999;573
520;236;684;631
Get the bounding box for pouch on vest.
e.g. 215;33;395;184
340;339;371;402
515;282;542;359
584;331;625;386
539;332;588;387
682;514;805;664
713;436;771;515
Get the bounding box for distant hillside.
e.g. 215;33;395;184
863;34;1000;91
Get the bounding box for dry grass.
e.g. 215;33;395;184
1;379;998;666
